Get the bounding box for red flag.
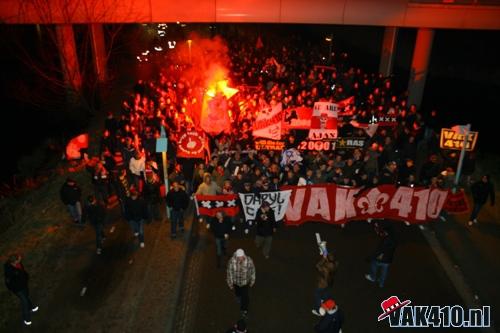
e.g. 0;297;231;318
194;194;240;217
65;133;89;160
443;190;469;214
337;96;355;109
282;106;312;130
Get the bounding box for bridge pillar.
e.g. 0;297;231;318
379;27;398;77
55;24;82;92
408;28;434;109
90;24;107;83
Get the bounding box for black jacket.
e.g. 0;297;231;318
83;202;106;226
4;263;29;293
255;208;276;237
143;180;161;204
60;182;82;205
124;197;149;221
373;233;397;264
166;189;189;211
471;180;495;205
208;216;231;239
314;308;344;333
379;167;398;185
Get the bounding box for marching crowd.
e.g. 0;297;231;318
6;31;495;331
63;31;495;333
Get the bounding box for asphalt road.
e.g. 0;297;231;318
180;220;479;333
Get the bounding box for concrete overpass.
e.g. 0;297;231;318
1;0;500;106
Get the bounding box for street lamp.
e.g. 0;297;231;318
187;39;192;64
325;34;333;64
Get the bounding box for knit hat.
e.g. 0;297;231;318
235;249;245;257
319;299;337;316
322;299;336;310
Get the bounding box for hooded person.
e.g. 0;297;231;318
313;299;344;333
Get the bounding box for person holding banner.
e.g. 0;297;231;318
254;201;277;259
312;253;338;315
196;173;221;224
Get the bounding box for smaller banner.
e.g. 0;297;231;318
156;138;168;153
177;131;207;159
336;137;366;149
337;96;355;109
440;128;478;151
309;102;338;140
350;120;379;138
373;116;397;127
66;133;89;160
442;190;469;214
255;139;285;151
239;190;292;221
194;194;240;217
297;140;336;152
280;148;303;166
253;103;283;140
282;106;313;130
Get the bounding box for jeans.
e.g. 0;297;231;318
128;219;144;242
369;259;390;287
215;238;226;257
15;289;34;322
469;202;484;221
255;235;273;257
94;223;105;249
234;284;249;312
170;209;184;235
67;202;82;223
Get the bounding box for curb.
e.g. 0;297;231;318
165;204;197;333
419;225;497;333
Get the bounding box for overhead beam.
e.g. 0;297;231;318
1;0;500;30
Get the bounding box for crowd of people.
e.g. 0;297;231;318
50;30;494;332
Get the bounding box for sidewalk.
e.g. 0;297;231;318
0;57;196;332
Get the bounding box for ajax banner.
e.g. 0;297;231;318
308;102;338;140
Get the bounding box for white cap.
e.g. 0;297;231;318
235;249;245;257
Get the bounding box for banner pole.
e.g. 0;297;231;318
160;126;170;219
453;124;470;194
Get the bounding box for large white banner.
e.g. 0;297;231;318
239;190;292;221
253;103;283;140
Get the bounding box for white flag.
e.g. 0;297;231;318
252;103;282;140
